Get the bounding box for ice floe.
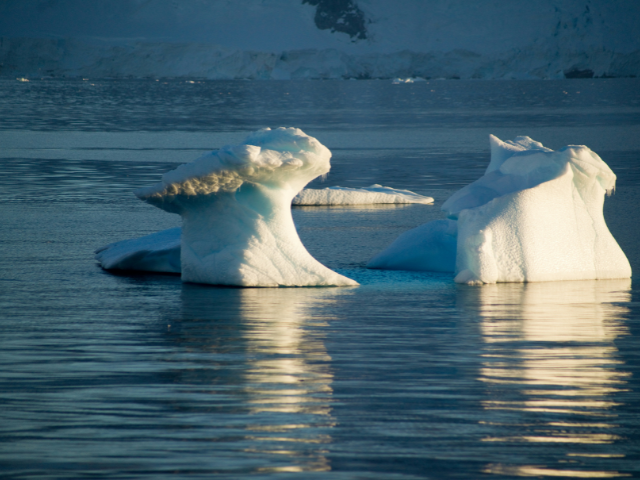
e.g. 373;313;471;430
293;185;433;205
391;77;427;84
368;135;631;284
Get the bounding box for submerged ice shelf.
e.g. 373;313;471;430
368;135;632;284
97;128;357;287
95;227;181;274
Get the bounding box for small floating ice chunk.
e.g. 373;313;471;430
391;77;425;84
368;135;631;284
95;227;181;273
110;127;356;287
392;78;414;84
293;185;434;205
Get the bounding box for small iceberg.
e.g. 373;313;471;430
293;185;433;205
97;127;357;287
368;135;631;284
391;77;425;84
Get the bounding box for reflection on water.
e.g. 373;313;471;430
2;78;640;479
177;285;352;474
467;280;632;478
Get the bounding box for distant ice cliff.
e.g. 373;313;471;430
1;0;638;79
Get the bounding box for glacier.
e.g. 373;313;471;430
368;135;632;284
97;127;357;287
1;0;639;80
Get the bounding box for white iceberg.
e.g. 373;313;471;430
293;185;433;205
97;127;357;287
368;135;631;284
95;182;432;274
391;78;426;84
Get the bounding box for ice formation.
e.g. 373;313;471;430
293;185;433;205
95;227;181;274
368;135;631;284
97;127;357;287
95;182;432;275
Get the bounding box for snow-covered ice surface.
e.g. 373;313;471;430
369;135;632;284
97;127;357;287
293;185;433;205
1;0;639;79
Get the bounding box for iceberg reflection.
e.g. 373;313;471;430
177;285;350;474
467;280;632;477
237;288;336;418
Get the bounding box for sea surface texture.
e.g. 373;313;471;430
1;78;640;479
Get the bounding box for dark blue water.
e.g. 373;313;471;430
1;78;640;479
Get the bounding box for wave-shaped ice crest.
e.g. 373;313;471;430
98;127;357;287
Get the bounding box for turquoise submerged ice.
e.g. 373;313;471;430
368;135;632;284
97;127;357;287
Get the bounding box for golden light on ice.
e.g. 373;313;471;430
474;279;631;477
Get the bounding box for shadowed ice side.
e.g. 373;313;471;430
96;127;357;287
368;135;632;284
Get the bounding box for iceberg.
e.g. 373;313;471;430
95;182;432;274
293;185;433;205
368;135;631;284
97;127;357;287
96;183;432;275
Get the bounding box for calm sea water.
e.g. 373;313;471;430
1;78;640;479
